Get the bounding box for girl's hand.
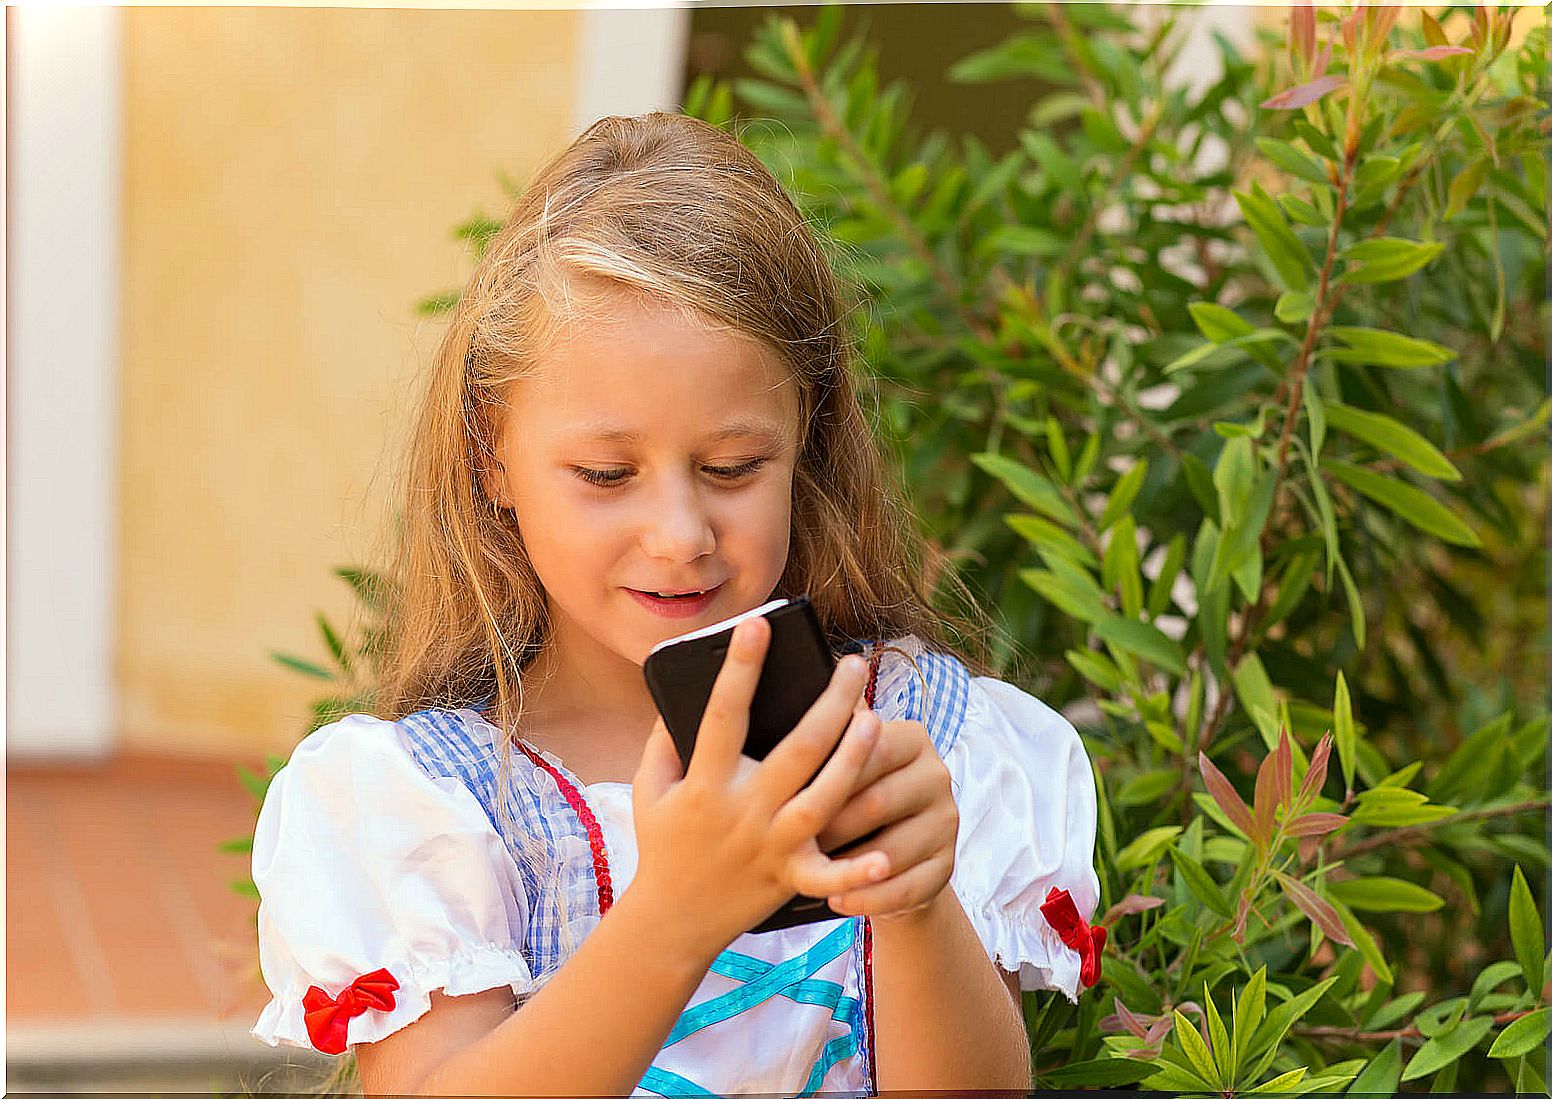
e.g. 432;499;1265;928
629;615;890;957
812;716;959;922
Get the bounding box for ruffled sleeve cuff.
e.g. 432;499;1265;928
247;713;538;1053
939;675;1102;1003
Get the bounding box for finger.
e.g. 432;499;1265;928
754;654;870;805
685;615;770;784
766;704;879;844
815;736;929;852
824;804;945;885
632;718;683;807
786;843;891;900
826;853;954;918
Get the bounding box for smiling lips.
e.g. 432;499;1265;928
626;584;723;617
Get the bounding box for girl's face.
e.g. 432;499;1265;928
488;289;803;672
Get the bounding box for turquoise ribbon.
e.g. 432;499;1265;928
661;920;856;1048
637;919;866;1097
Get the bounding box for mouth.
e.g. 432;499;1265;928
626;584;724;617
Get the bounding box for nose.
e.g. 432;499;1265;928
640;475;715;563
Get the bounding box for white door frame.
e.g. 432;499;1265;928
8;7;121;760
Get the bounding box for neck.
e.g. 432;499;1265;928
518;620;661;746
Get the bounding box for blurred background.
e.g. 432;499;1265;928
5;1;1412;1091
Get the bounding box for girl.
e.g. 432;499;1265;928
250;111;1101;1097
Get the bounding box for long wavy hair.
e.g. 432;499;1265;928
304;110;1002;1096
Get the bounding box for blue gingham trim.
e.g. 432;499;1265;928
396;709;595;987
870;638;972;758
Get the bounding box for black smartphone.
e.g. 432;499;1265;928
642;594;849;934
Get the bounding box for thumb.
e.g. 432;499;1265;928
632;717;683;805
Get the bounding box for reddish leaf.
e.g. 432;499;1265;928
1261;74;1347;110
1277;872;1354;946
1291;1;1316;65
1101;893;1165;926
1391;45;1473;61
1114;997;1150;1039
1253;745;1279;843
1274;727;1293;808
1313;41;1332;80
1298;733;1333;804
1287;811;1348;837
1299;835;1320;864
1144;1015;1174;1045
1201;751;1260;842
1365;4;1400;47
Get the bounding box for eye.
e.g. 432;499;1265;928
572;466;631;487
705;458;768;481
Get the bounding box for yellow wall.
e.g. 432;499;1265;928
117;8;579;757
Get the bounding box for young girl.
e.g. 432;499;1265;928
250;111;1101;1097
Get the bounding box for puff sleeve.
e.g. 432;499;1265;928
942;676;1101;1003
249;714;536;1053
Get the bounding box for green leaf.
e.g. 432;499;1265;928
1204;985;1235;1084
1163;329;1295;375
1333;671;1356;793
1234;183;1312;290
1232;653;1281;750
1305;384;1326;458
1351;787;1455;827
971;453;1079;525
1324;326;1456;367
1488;1009;1549;1059
1147;534;1188;617
1172;1010;1222;1088
1094;615;1188;677
1021;566;1108;625
1234;968;1268;1067
1171;847;1232;917
1037;1057;1160;1086
1190;302;1256;342
1328;877;1444;913
1213;437;1254;529
1117;826;1184;872
1334;552;1366;650
1066;648;1123;692
1400;1016;1494;1081
217;835;253;854
270;652;334;680
1349;1038;1403;1094
1098;460;1149;532
1275;289;1315;324
1244;976;1339;1069
1445;160;1488;219
1339;236;1445;283
1510;866;1546;996
1324;460;1482;546
1005;513;1098;567
1045;416;1071;482
1245;1067;1308;1094
1322;403;1461;480
1256;137;1329;185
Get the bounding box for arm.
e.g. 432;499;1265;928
869;889;1033;1092
361;880;719;1096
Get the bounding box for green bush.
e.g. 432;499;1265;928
242;3;1548;1091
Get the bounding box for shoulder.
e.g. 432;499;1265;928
868;636;974;756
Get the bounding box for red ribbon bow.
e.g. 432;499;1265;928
302;968;400;1054
1039;886;1105;988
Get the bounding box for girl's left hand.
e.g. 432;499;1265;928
811;716;958;921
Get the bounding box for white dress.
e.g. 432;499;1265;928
249;638;1100;1095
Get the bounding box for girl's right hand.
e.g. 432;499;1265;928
628;614;888;958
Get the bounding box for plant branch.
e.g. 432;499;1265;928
1294;1007;1541;1045
1334;797;1551;859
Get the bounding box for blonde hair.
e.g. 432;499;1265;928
314;110;1001;1095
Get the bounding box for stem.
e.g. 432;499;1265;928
1294;1007;1542;1045
1334;797;1551;859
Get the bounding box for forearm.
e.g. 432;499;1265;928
418;884;719;1096
869;890;1032;1091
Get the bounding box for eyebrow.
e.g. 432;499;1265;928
564;417;789;445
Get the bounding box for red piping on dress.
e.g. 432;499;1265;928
514;742;616;915
862;642;884;1095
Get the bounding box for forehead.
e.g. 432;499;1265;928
511;291;801;444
